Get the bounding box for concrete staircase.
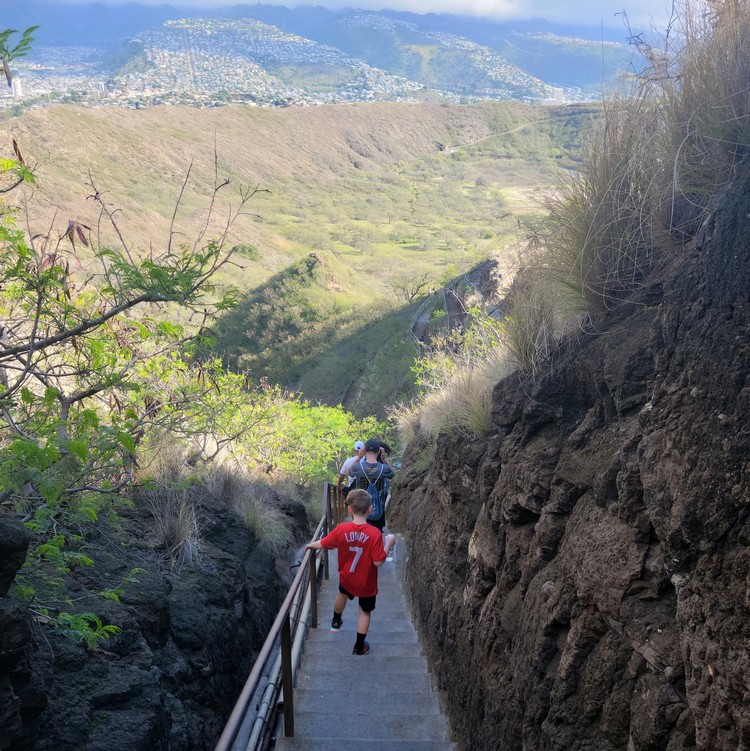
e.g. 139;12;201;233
274;543;456;751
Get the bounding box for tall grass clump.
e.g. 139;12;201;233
137;436;203;566
499;269;568;375
418;365;494;439
664;0;750;196
198;461;296;557
140;441;297;561
539;0;750;312
540;91;668;310
231;480;295;557
147;487;201;567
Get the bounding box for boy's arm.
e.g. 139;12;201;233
308;528;338;551
373;535;396;567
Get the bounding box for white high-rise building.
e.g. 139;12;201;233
11;78;23;98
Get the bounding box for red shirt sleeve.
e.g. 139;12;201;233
320;527;341;550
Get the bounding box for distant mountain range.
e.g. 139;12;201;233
3;2;642;108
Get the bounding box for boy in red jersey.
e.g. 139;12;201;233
307;489;396;655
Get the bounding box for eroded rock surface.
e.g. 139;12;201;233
390;166;750;750
0;492;306;750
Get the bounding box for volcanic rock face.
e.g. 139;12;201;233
0;492;302;751
390;165;750;750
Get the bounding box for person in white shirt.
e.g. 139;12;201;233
337;440;365;497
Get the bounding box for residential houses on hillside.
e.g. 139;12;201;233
1;16;585;112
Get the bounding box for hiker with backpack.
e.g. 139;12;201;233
346;437;394;532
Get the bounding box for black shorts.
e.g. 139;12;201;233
368;513;385;531
338;584;376;613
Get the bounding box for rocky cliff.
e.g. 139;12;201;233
0;489;308;750
390;163;750;750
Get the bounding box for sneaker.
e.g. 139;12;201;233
352;641;369;656
331;616;343;632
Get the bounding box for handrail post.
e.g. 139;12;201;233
323;483;330;580
280;612;294;737
309;551;318;629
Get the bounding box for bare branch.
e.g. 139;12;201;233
168;161;193;257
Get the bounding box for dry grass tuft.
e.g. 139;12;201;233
408;346;514;441
539;92;667;311
499;269;563;374
232;482;294;557
146;487;202;567
388;402;420;449
138;436;294;562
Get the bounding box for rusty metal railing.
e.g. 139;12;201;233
215;482;346;751
328;482;347;527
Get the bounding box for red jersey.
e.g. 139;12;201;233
320;521;386;597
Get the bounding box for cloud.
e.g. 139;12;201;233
53;0;671;30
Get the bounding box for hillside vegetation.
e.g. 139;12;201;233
6;100;594;414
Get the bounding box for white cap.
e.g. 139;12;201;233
354;440;365;450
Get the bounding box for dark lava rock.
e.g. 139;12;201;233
0;485;301;751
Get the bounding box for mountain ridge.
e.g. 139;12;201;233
3;3;640;108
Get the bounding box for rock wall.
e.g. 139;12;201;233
0;491;305;751
390;165;750;750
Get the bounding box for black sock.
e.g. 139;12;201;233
354;632;367;650
332;611;342;623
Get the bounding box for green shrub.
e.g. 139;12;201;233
232;243;261;261
54;611;122;650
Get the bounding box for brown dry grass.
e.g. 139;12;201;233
5;101;523;258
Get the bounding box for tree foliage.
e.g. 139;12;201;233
0;137;376;642
0;26;38;87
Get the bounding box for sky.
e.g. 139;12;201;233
55;0;672;30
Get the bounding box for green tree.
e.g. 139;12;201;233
0;26;38;87
0;144;260;532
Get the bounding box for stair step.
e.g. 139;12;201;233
303;640;421;657
308;632;420;647
313;605;412;617
300;643;428;680
308;626;418;641
289;710;451;741
276;739;456;751
291;688;444;713
296;668;437;692
296;653;429;674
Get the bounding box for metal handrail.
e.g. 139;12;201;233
215;482;340;751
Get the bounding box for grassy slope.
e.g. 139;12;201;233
4;101;595;416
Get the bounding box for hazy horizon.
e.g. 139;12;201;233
35;0;670;30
